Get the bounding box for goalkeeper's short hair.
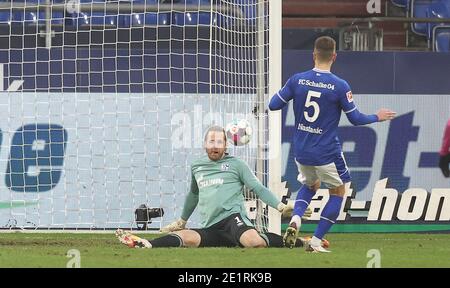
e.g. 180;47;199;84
204;125;227;143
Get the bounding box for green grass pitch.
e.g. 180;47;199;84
0;233;449;268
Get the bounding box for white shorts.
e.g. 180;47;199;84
295;153;351;189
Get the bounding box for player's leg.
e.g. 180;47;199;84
239;229;267;248
219;213;267;248
219;212;312;248
260;232;314;248
284;161;320;248
308;153;349;253
115;229;153;248
191;228;236;247
156;230;201;247
115;228;202;248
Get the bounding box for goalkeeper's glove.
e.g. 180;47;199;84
277;202;312;220
439;154;450;178
161;218;187;233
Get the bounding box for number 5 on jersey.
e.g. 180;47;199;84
304;90;321;122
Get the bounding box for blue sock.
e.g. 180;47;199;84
314;195;343;240
293;185;316;217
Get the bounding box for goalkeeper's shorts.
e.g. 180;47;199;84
192;213;254;248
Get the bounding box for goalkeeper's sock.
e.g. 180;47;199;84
313;194;343;241
260;232;283;247
260;232;304;247
150;234;184;247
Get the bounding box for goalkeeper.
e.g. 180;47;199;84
116;125;324;249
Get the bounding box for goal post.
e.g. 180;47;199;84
0;0;284;233
267;0;284;235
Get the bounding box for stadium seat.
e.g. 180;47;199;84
430;0;450;18
198;12;212;25
0;11;11;24
410;0;433;36
433;25;450;52
62;0;119;28
391;0;409;7
174;12;197;25
119;0;170;27
173;11;212;26
184;0;211;4
427;0;450;39
6;0;41;26
232;0;256;26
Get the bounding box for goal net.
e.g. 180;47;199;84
0;0;283;232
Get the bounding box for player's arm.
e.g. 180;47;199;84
345;108;379;126
268;77;295;111
180;173;199;221
340;83;395;125
161;170;199;233
238;159;289;213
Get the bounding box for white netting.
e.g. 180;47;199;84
0;0;274;231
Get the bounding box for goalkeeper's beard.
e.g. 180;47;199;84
206;148;226;161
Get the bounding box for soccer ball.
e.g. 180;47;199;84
226;119;252;146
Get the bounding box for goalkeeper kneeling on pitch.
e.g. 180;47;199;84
116;125;325;249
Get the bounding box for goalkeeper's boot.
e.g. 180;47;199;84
283;222;299;249
298;236;330;249
115;229;152;248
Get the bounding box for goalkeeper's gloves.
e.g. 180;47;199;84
439;154;450;178
277;202;312;220
161;218;187;233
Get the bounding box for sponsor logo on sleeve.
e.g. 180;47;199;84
346;91;354;103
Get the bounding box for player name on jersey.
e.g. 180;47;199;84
298;123;323;134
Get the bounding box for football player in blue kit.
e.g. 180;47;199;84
269;36;396;252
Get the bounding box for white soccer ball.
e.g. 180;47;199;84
225;119;252;146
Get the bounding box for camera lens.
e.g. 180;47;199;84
148;208;164;218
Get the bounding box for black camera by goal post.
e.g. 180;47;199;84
134;204;164;230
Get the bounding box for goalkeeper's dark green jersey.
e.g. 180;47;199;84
181;154;280;228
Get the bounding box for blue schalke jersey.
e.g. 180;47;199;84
276;68;356;165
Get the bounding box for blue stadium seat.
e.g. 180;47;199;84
145;13;170;26
410;0;433;36
433;25;450;52
174;12;210;26
64;0;119;28
174;12;197;25
232;0;257;26
427;0;450;39
430;0;450;18
184;0;210;4
198;12;212;25
120;0;170;27
0;11;11;24
391;0;409;7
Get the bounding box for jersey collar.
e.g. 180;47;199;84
313;68;331;74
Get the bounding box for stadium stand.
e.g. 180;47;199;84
392;0;409;7
0;0;449;51
410;0;432;36
428;0;450;39
433;24;450;51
